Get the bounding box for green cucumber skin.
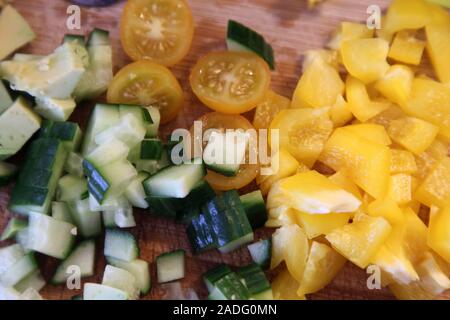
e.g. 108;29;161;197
227;20;275;70
87;28;110;47
140;139;163;160
240;190;267;229
104;228;139;262
203;264;232;292
39;120;82;151
209;272;250;300
176;180;216;223
147;196;183;219
0;162;18;186
0;218;28;241
236;263;272;298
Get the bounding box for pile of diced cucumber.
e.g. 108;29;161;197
0;18;276;301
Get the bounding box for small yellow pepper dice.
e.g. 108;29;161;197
415;157;450;208
426;23;450;83
383;0;430;34
390;149;417;174
428;206;450;263
388;31;425;66
375;64;414;107
341;38;390;84
387;173;412;205
387;117;439;155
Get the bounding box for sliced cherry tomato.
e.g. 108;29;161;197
107;60;184;124
188;112;259;190
189;52;271;114
120;0;194;66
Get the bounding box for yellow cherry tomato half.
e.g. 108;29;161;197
190;51;271;114
107;60;184;124
120;0;194;66
188;112;260;190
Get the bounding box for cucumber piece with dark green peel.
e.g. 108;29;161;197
240;190;267;229
64;152;84;178
9;138;67;216
147;196;183;219
51;240;95;284
227;20;275;70
104;228;139;262
125;172;149;209
236;263;273;300
208;272;250;300
203;264;232;293
140;139;163;160
51;201;74;224
177;180;216;223
156;249;186;283
39;120;82;152
0;162;18;186
0;218;27;241
87;28;110;46
247;239;271;270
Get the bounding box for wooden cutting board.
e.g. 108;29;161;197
0;0;447;300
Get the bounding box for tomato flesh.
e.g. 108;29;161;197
107;60;184;124
190;52;271;114
120;0;194;66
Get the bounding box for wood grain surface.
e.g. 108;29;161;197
0;0;447;300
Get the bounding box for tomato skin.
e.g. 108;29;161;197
188;112;260;190
120;0;194;66
106;60;184;124
189;52;271;115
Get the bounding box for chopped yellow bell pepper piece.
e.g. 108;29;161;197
326;213;392;268
269;108;333;168
303;49;339;71
297;241;347;296
328;170;362;200
367;197;404;225
329;94;353;128
368;105;406;129
292;57;344;109
344;123;391;146
384;0;430;34
416;252;450;294
374;64;414;107
387;117;439;155
272;268;306;300
425;23;450;83
390;149;417;174
428;205;450;263
295;210;352;239
257;148;299;195
275;170;361;214
415;157;450;208
387;173;412;205
403;77;450;139
341;38;390;84
414;139;449;180
252;90;290;130
346;75;390;122
402;207;428;264
388;31;425;65
319;127;392;199
327;21;374;50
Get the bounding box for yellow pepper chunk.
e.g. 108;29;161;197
328;170;363;200
414;139;449;180
374;65;414;107
372;246;418;286
387;173;412;205
344;123;391;146
428;205;450;263
415;157;450;207
384;0;430;34
326;213;392;268
252;90;290;130
425;23;450;83
346;75;390;122
272;268;306;300
292;57;344;109
390;149;417;174
297;241;347;296
388;31;426;66
274;170;362;214
368;105;406;129
302;49;339;71
341;38;390;84
319;127;391;199
256;148;299;195
329;94;353;128
327;21;374;50
269;108;333;168
295;211;352;239
402;207;428;264
404;78;450;139
367;197;404;225
387;117;439;155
